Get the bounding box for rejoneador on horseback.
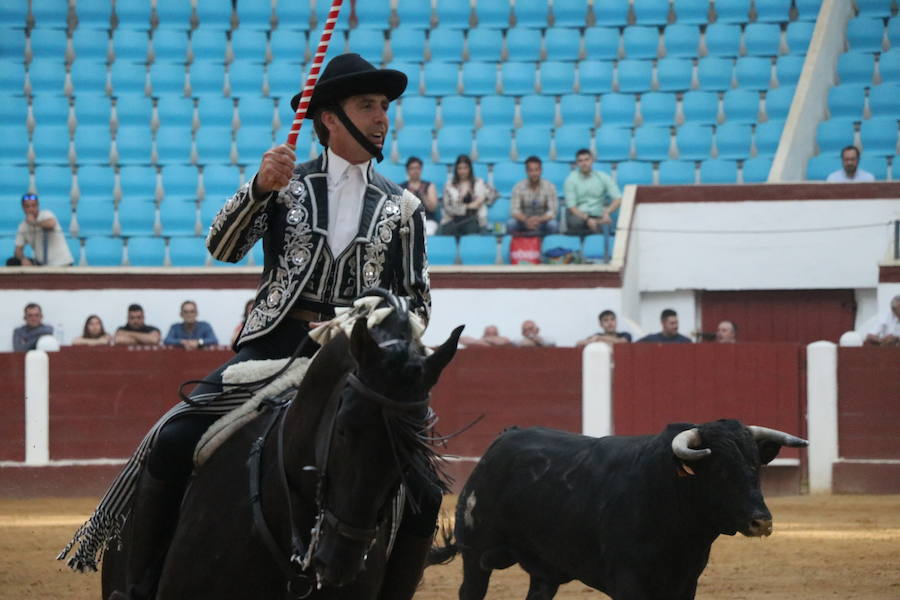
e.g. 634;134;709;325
59;52;447;600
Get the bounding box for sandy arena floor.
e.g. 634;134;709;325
1;494;898;599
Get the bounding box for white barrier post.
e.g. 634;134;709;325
806;341;838;493
24;349;50;465
582;342;613;438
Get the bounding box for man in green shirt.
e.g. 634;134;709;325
563;148;622;235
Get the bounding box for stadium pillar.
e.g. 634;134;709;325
582;342;612;438
806;341;838;493
24;350;50;465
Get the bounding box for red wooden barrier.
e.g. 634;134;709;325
0;353;26;461
837;347;900;460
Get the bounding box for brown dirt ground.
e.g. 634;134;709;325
1;495;898;599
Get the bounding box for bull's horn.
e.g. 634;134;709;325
748;426;809;448
671;428;712;461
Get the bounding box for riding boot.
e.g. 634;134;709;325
378;531;434;600
121;474;183;600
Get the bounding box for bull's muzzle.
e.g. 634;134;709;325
745;516;773;537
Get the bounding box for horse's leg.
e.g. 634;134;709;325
458;550;492;600
377;531;434;600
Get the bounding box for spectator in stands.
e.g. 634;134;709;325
637;309;692;343
517;319;555;347
400;156;439;235
8;193;73;267
577;309;632;346
230;298;255;347
114;303;161;346
827;146;874;183
440;154;488;236
164;300;218;350
459;325;513;347
716;320;738;343
507;156;559;236
563;149;621;236
864;294;900;346
12;302;54;352
71;315;112;346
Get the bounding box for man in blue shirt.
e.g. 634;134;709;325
163;300;218;350
637;308;692;343
12;303;54;351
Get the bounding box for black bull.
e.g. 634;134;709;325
428;419;808;600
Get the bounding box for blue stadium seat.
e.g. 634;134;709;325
555;125;591;160
754;0;792;23
354;0;392;29
513;0;549;28
467;28;503;62
682;90;720;125
160;164;199;202
697;57;734;91
704;24;741;58
715;122;752;159
633;0;671;25
195;0;234;30
765;85;795;121
202;164;242;201
520;94;556;127
31;94;70;129
594;126;632;162
676;123;713;159
115;0;153;30
155;125;195;165
190;29;229;63
888;18;900;49
169;237;209;266
3;61;28;96
459;235;498;265
722;89;760;124
76;165;115;203
114;125;153;164
490;161;522;196
785;21;815;55
616;59;653;93
109;60;148;97
27;58;68;96
855;0;893;17
475;126;513;162
154;0;192;29
148;61;187;97
616;160;654;185
583;26;619;59
268;29;308;65
663;24;700;59
396;0;432;29
196;95;235;128
395;126;434;162
479;95;516;127
159;197;198;236
623;27;660;60
32;125;72;164
560;94;596;127
230;29;268;65
816;119;856;155
126;236;166;266
754;120;784;155
265;62;304;99
734;57;772;91
658;159;697;184
272;0;311;30
436;0;471;29
539;61;576;95
486;196;510;230
426;235;457;265
114;94;154;129
541;234;581;262
195;125;234;164
699;158;738;183
118;200;158;236
846;18;886;54
541;161;572;188
582;233;612;262
111;29;150;64
236;96;275;130
593;0;630;26
188;60;227;96
77;198;116;236
714;0;750;24
880;49;900;82
775;55;804;86
742;156;772;182
744;23;781;57
389;27;426;63
837;51;875;86
436;127;473;163
461;61;498;96
578;60;614;94
860;116;899;156
66;236;82;264
83;236;124;265
515;126;552;160
228;60;265;98
423;62;458;96
600;93;636;126
0;94;27;132
199;197;224;236
553;0;590;27
30;0;68;28
0;3;27;27
119;164;157;202
805;154;839;180
150;29;190;63
505;28;542;63
346;28;386;61
640;92;676;125
859;156;887;180
428;27;464;62
634;126;672;161
28;29;69;64
545;27;582;62
440;95;477;128
235;126;273;164
672;0;710;24
869;83;900;118
34;165;74;204
74;0;113;29
386;61;421;96
0;28;24;64
501;62;536;95
401;96;437;129
656;58;694;92
828;85;866;121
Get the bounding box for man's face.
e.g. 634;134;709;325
716;321;736;343
841;149;859;176
522;320;538;337
484;325;499;337
662;316;679;336
24;306;42;328
127;310;145;329
325;93;390;164
576;153;593;174
22;198;39;219
600;314;617;334
525;161;542;184
406;161;422;181
180;303;198;325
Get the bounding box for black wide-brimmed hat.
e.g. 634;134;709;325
291;53;407;117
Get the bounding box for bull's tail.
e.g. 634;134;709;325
426;519;458;566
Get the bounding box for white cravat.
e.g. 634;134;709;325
326;148;368;257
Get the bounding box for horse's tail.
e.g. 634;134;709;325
426;519;458;566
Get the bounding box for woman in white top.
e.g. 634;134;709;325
439;154;488;236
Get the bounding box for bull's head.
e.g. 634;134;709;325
670;420;807;537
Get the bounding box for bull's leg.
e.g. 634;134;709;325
458;551;492;600
524;575;559;600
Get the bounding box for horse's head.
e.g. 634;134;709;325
309;294;463;588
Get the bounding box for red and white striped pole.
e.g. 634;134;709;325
285;0;344;149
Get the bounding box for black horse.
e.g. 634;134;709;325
102;295;463;599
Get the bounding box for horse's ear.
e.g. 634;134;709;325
350;316;380;367
424;325;465;388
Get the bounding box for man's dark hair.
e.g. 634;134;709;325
599;309;616;320
128;303;144;313
180;300;197;312
575;148;592;159
24;302;41;313
405;156;423;169
661;308;677;321
312;108;331;146
840;145;860;159
524;155;542;167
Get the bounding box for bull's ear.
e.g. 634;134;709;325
424;325;465;389
757;440;782;465
350;317;380;368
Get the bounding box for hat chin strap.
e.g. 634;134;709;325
331;104;385;163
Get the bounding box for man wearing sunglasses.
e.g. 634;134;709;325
10;193;73;267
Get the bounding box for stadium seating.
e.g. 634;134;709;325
634;126;672;161
545;27;582;62
169;236;209;266
423;62;459;96
505;27;542;63
515;126;553;161
436;126;474;163
553;0;590;28
715;122;753;160
159;199;198;237
500;62;536;95
461;61;498;95
593;0;630;27
479;95;516;127
346;28;386;61
389;27;426;63
742;156;773;182
555;125;592;160
560;94;597;127
75;165;116;203
600;93;637;127
860;117;899;156
426;235;457;265
395;126;434;162
594;126;632;162
459;235;499;265
235;2;272;31
467;28;503;62
700;159;738;183
541;234;581;263
827;85;866;121
837;52;875;86
704;24;741;58
616;59;653;93
118;200;158;236
846;18;886;54
656;58;694;92
723;89;761;124
577;60;615;94
639;92;677;126
33;125;73;165
75;0;113;30
439;95;476;128
115;0;153;30
615;160;654;186
816;119;856;155
734;57;773;91
633;0;671;25
697;57;734;91
658;159;697;184
155;125;195;165
520;95;556;127
126;236;166;266
539;61;576;95
676;124;713;160
682;90;720;125
672;0;711;24
754;120;784;156
869;84;900;119
664;25;700;59
83;236;124;265
714;0;751;24
754;0;792;23
475;126;513;162
582;233;612;263
776;55;805;86
429;28;465;62
765;85;796;121
76;198;116;236
786;21;815;55
155;0;193;30
744;23;782;57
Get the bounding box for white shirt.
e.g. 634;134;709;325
826;168;875;182
325;148;368;257
866;310;900;338
15;209;74;266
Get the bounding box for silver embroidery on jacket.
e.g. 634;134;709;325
362;195;402;288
